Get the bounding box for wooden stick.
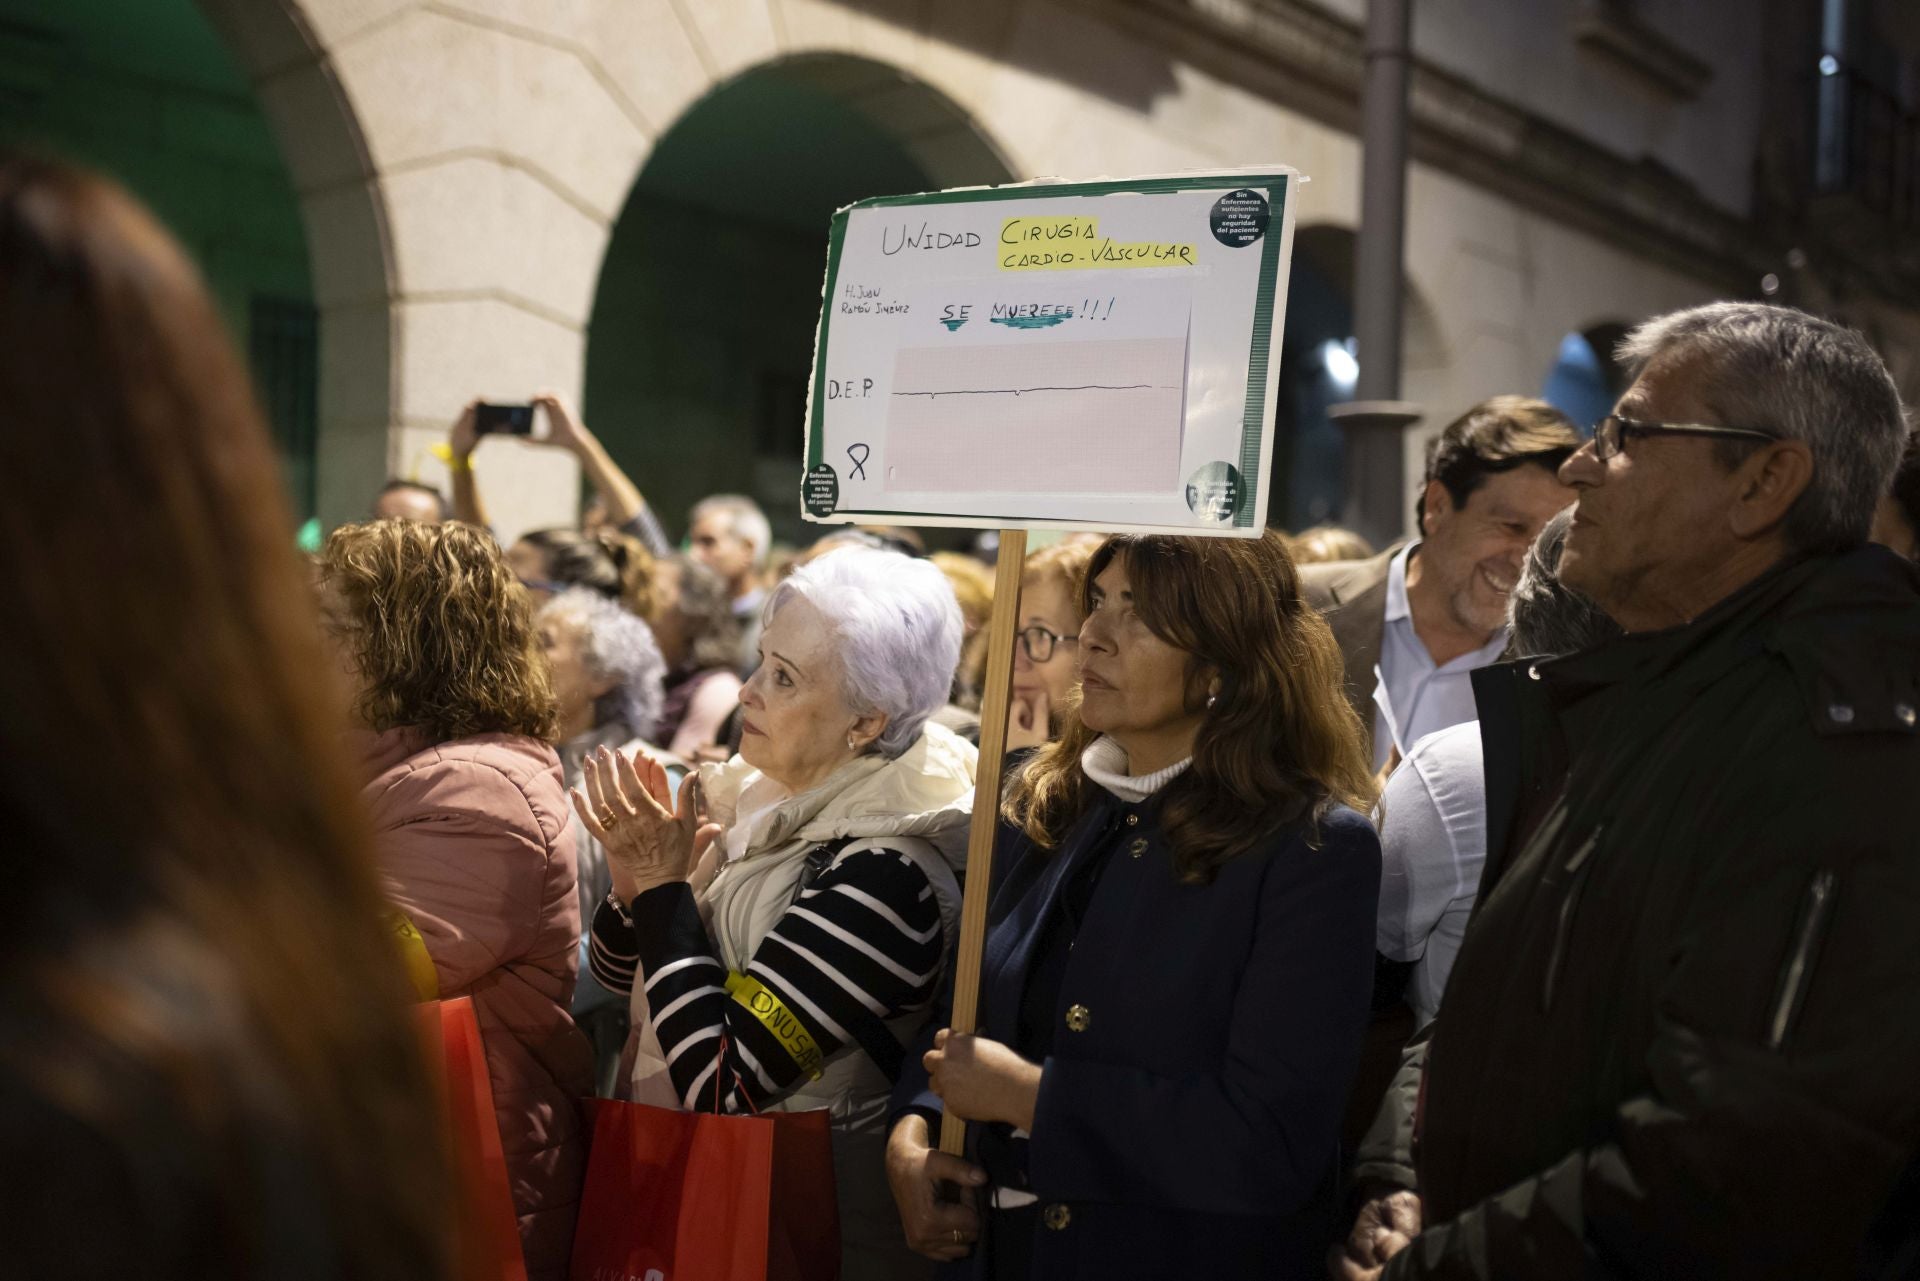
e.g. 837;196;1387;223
939;527;1028;1156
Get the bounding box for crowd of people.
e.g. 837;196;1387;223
9;150;1920;1281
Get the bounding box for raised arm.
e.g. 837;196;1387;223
532;392;672;556
447;401;488;530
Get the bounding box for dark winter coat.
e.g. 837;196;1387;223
896;785;1381;1280
1365;547;1920;1280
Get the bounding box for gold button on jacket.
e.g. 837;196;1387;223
1065;1003;1090;1032
1128;837;1149;857
1043;1204;1072;1230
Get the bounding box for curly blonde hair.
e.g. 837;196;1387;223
320;519;559;744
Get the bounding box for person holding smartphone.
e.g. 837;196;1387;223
447;392;674;558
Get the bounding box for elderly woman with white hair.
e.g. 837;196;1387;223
536;587;670;1088
580;547;977;1280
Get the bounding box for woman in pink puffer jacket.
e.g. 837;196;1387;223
320;519;594;1281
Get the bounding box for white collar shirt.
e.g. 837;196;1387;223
1371;542;1509;770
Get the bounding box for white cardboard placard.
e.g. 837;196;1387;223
801;168;1299;537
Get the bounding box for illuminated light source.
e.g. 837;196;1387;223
1321;338;1359;390
1819;54;1840;76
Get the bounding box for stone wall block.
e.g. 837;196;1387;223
776;0;856;52
394;296;584;425
196;0;318;80
318;300;397;431
679;0;782;81
382;156;605;322
328;9;500;171
293;0;418;52
317;414;399;527
254;59;372;194
298;180;391;310
845;0;924;73
578;0;714;137
493;34;648;220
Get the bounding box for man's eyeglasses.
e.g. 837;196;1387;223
1592;414;1779;461
1018;625;1076;663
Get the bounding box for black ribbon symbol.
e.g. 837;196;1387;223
847;443;870;481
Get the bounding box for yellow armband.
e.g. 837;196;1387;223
725;971;824;1080
384;910;440;1002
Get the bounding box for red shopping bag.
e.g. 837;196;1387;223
567;1081;839;1281
418;996;529;1281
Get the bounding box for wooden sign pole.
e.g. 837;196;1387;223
939;527;1028;1157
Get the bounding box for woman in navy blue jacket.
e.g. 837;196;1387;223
887;530;1381;1279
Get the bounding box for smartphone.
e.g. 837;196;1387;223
474;402;535;435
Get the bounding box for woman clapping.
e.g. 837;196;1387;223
582;547;977;1281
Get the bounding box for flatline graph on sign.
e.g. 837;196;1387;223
891;382;1182;400
883;336;1188;494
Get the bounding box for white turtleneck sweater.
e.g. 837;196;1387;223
1080;734;1192;802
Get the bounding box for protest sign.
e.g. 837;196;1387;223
803;169;1299;536
799;169;1302;1158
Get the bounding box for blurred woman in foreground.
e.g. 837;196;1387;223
0;153;451;1278
888;531;1380;1279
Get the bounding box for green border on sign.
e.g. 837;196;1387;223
805;172;1292;529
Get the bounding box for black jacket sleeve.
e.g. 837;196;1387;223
1353;1023;1430;1192
1384;800;1920;1280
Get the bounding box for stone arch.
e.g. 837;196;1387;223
194;0;398;530
584;53;1014;546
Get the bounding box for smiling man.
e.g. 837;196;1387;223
1342;303;1920;1281
1302;397;1580;770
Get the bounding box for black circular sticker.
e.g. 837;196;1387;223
1185;462;1241;524
803;463;839;518
1209;189;1270;248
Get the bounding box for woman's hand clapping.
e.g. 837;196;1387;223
573;746;721;902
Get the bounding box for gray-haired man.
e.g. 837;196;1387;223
1340;303;1920;1280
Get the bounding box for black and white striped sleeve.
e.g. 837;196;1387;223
625;847;945;1114
587;896;639;994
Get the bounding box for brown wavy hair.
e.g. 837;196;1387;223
1002;531;1373;884
0;152;452;1277
321;519;560;744
518;525;657;618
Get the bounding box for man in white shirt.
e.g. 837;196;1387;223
1301;396;1582;770
1374;508;1623;1028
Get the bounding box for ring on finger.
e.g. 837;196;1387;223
597;806;620;828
